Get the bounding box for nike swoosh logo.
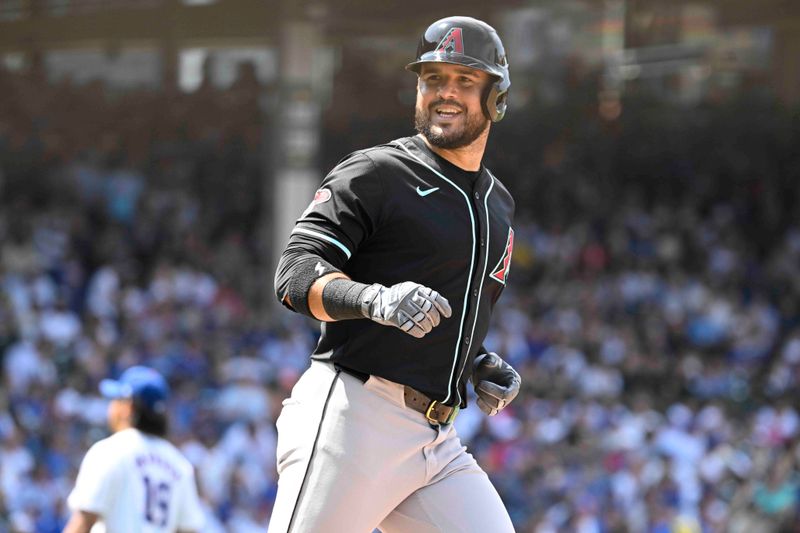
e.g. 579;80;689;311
416;186;440;197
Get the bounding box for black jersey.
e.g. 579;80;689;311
278;135;515;406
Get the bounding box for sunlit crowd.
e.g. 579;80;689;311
1;62;800;532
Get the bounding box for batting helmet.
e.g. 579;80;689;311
406;16;510;122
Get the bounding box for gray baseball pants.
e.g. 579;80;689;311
267;360;516;533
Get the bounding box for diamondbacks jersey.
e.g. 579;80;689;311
68;428;204;533
277;135;515;406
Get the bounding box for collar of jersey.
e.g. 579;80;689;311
402;136;489;191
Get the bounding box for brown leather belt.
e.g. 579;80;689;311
334;364;459;426
403;386;459;426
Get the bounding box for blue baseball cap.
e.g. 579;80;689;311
100;366;170;412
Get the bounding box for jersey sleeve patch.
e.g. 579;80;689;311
293;152;382;262
301;188;332;218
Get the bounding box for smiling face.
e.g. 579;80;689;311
414;62;492;150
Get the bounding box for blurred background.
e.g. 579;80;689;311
1;0;799;531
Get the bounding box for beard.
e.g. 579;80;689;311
415;100;489;149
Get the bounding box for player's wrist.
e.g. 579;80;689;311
321;278;373;320
358;283;385;320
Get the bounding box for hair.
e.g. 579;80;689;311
131;397;169;437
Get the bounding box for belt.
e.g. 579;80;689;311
403;386;459;426
335;364;458;426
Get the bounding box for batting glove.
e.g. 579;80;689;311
360;282;452;338
471;352;521;416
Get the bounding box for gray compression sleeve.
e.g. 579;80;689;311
321;278;371;320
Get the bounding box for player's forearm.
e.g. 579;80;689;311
276;245;451;337
62;510;98;533
303;272;351;321
275;241;351;319
275;237;374;322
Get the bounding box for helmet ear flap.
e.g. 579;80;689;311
483;82;508;122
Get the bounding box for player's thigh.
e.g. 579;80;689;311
378;469;515;533
269;363;424;533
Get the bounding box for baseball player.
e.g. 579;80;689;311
63;366;204;533
271;16;522;533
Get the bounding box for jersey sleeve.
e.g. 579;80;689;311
291;152;384;265
67;441;118;516
176;465;205;531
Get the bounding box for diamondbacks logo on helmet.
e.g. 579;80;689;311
490;227;514;284
435;27;464;54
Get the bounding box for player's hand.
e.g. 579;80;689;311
360;282;452;338
471;352;521;416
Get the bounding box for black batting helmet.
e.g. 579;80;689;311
406;16;510;122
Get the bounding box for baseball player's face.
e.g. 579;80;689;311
414;63;491;149
107;398;133;432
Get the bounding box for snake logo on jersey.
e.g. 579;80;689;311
490;227;514;284
435;27;464;54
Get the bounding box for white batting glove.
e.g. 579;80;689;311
360;282;452;338
471;352;521;416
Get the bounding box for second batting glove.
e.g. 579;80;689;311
360;282;452;338
471;352;521;416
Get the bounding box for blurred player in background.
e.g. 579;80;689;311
63;366;204;533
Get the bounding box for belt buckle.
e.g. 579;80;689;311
425;400;459;426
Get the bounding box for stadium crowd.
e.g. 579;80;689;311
1;60;800;533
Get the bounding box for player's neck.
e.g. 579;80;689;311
418;130;488;172
113;424;133;434
110;417;134;433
